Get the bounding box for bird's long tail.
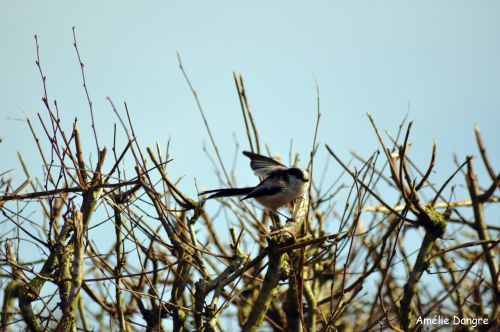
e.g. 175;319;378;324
199;187;253;199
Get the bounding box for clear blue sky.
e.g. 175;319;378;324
1;1;499;200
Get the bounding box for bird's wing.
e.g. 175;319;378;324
242;151;287;177
242;175;286;199
243;183;283;199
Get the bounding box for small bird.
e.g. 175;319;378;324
200;151;309;210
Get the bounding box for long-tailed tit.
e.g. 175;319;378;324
200;151;309;210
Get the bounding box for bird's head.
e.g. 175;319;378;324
287;168;309;182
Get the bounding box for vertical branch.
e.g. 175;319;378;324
242;241;286;332
400;231;436;330
18;222;72;332
474;127;496;181
233;72;255;153
303;281;317;332
2;240;22;332
58;211;81;331
72;27;100;151
285;252;302;332
400;206;448;331
465;159;499;301
73;125;88;186
171;257;190;332
112;196;128;332
237;74;261;154
78;297;90;332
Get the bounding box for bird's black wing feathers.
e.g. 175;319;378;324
242;186;282;200
242;151;287;177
